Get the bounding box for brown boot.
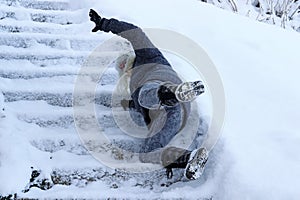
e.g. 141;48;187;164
161;147;191;179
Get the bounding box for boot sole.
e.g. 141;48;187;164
185;147;208;180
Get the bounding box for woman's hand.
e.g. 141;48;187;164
89;9;101;32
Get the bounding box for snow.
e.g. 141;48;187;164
1;0;300;199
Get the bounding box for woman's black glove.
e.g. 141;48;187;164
89;9;102;32
157;85;178;107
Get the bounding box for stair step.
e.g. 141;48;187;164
0;0;17;7
0;47;118;67
30;11;78;25
19;113;74;128
0;22;68;34
5;91;73;107
29;127;145;155
0;10;16;21
31;137;89;155
0;0;72;11
0;33;69;49
0;48;84;65
23;161;180;193
0;63;78;79
0;5;87;25
4;90;113;107
0;20;77;34
0;32;105;51
17;112;116;128
0;17;90;34
20;0;71;11
8;100;107;128
30;136;148;160
21;163;185;195
0;33;130;52
31;126;143;151
49;167;168;189
29;137;143;156
16;108;118;129
0;60;118;82
23;150;168;190
50;167;114;188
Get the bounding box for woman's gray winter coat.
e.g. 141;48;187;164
98;18;192;157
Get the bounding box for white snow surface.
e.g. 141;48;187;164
0;0;300;199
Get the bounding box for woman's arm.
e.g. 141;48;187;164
89;9;170;66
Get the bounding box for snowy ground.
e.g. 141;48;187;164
198;0;300;33
1;0;300;199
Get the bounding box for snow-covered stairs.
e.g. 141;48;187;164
0;0;172;196
0;0;208;198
